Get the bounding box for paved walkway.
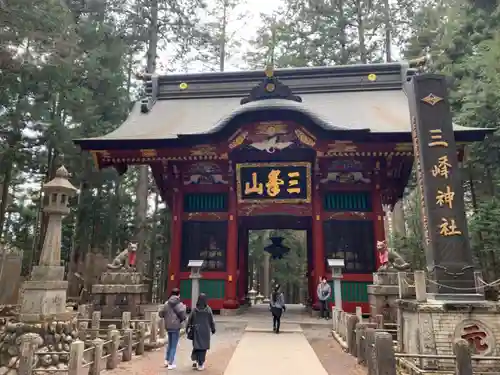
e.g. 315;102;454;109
106;306;366;375
224;323;328;375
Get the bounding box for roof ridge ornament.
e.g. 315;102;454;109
136;72;159;113
240;66;302;105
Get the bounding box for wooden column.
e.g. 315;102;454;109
167;166;183;294
238;227;247;304
372;172;386;270
223;162;239;309
311;181;324;308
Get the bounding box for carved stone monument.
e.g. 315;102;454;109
396;74;498;374
18;166;78;322
91;243;148;318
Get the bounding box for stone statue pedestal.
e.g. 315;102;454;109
367;272;400;323
397;299;500;373
18;267;74;322
92;270;148;318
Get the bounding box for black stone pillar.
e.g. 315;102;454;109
406;74;480;300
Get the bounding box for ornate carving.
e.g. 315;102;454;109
229;131;248;149
240;70;302;105
454;320;495;356
190;145;217;156
183;162;228;185
325;141;357;154
320;171;371;184
294;128;316;147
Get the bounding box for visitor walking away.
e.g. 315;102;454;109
317;277;331;319
159;288;187;369
187;293;216;371
269;284;286;333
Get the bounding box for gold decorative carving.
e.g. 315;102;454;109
421;93;443;106
326;141;357;154
255;122;288;136
325;212;368;220
294;128;316;147
229;131;248;149
190;145;217;156
140;149;157;157
395;143;413;152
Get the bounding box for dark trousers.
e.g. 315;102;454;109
319;300;329;318
271;307;282;332
191;349;207;365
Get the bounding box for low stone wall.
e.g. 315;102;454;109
331;308;498;375
0;309;168;375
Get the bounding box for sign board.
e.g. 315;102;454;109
236;162;312;203
408;74;475;295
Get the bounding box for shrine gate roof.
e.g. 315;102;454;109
74;62;492;150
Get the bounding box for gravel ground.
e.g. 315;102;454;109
103;323;244;375
304;327;368;375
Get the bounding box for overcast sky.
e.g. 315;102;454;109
161;0;283;74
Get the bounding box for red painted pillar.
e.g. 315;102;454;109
311;183;324;309
167;186;183;295
372;178;386;270
223;170;239;309
238;228;248;304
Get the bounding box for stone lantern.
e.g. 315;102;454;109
19;166;78;322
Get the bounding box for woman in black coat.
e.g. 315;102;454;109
187;293;216;371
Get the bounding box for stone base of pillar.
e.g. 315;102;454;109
222;299;240;310
18;279;73;322
397;299;499;373
220;306;242;316
367;272;399;323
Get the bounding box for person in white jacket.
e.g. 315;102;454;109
317;277;331;319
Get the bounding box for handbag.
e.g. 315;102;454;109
187;324;196;340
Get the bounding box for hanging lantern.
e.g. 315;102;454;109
264;236;290;260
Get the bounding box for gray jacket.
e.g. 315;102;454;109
270;292;285;310
159;295;187;331
317;282;331;301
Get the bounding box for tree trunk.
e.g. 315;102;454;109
355;0;367;63
135;0;159;272
382;0;392;62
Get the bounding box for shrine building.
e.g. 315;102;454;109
74;62;490;313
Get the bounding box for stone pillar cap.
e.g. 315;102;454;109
43;165;77;194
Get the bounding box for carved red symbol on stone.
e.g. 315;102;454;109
461;324;489;353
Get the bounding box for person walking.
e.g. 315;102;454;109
159;288;187;369
317;277;331;319
187;293;216;371
269;284;286;334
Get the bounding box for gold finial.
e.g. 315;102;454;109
265;65;274;78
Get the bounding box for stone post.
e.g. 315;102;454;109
355;306;363;322
374;331;396;375
106;329;120;369
158;317;166;339
122;311;131;329
18;166;78;322
414;270;427;302
188;260;204;309
68;340;84;375
18;333;39;375
90;338;104;375
453;339;473;375
327;258;345;310
136;322;146;355
150;312;158;344
91;311;101;339
122;329;133;361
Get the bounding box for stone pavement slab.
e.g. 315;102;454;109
245;322;303;333
223;331;328;375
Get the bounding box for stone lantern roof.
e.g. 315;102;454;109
42;166;77;194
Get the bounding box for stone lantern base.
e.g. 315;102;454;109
367;272;400;323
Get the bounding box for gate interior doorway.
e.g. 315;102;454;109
238;216;312;306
